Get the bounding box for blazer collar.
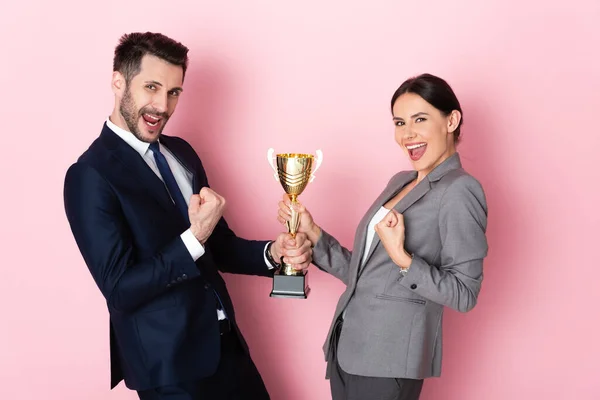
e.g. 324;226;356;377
105;117;150;157
385;152;462;214
426;152;462;182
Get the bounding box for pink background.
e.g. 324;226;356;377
2;1;599;399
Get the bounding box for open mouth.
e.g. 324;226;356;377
406;142;427;161
142;113;162;128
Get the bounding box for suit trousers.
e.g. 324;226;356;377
137;327;269;400
328;318;424;400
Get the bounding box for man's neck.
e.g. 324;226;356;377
109;110;130;133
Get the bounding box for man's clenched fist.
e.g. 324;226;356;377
189;187;226;244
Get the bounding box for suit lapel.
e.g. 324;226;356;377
100;125;176;215
392;178;431;214
159;135;201;193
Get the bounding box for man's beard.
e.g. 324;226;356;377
120;86;170;143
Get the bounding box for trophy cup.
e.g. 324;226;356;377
267;148;323;299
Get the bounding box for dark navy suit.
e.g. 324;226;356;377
63;123;273;394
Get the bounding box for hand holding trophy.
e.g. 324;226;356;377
267;148;323;298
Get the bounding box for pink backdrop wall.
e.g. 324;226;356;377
2;1;599;399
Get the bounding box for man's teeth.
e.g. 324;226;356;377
406;143;426;150
144;114;160;121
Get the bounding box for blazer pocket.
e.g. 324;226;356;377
375;293;426;305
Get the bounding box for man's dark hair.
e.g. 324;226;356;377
113;32;189;84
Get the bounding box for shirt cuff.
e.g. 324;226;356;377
180;229;205;261
264;242;275;269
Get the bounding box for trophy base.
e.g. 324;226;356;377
270;269;310;299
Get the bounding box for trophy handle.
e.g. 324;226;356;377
267;148;279;182
310;149;323;183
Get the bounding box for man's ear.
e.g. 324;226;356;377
111;71;126;98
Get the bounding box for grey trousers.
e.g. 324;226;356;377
328;318;424;400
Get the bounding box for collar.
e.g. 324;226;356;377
106;117;152;157
427;152;462;182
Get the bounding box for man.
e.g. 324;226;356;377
63;32;312;400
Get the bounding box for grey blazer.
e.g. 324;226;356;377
312;153;488;380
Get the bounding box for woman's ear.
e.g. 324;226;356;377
447;110;462;133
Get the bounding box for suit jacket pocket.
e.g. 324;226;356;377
382;263;427;303
375;293;425;305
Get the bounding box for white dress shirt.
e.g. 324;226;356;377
362;206;391;266
106;118;273;319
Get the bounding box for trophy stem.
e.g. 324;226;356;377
286;195;300;238
281;195;302;276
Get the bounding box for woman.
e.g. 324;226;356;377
278;73;488;400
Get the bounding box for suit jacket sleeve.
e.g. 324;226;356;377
311;229;353;285
204;216;273;277
398;175;488;312
64;162;202;314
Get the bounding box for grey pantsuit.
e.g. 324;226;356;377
312;153;488;391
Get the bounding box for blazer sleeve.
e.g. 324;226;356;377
398;175;488;312
64;162;202;314
204;216;273;277
311;229;353;285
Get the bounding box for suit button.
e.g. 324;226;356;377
171;280;177;284
182;274;188;280
410;284;417;290
177;277;183;282
167;284;172;288
204;283;210;290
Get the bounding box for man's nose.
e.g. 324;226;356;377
152;93;168;113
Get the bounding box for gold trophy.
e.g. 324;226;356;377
267;148;323;299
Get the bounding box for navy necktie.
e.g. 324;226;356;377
149;142;189;223
149;142;227;319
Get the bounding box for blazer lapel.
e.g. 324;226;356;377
159;135;201;193
357;171;417;273
392;178;431;214
100;125;176;215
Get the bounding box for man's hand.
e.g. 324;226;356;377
189;187;226;244
271;232;313;271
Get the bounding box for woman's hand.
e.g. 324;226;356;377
277;194;321;246
374;209;413;269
